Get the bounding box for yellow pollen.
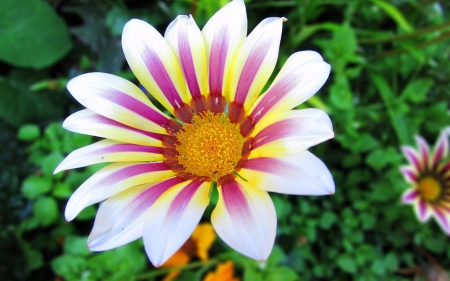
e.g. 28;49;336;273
418;176;442;201
175;111;244;180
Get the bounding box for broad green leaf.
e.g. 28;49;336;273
33;196;59;226
17;124;40;141
0;0;72;68
337;255;357;273
64;236;91;257
53;182;73;198
264;267;299;281
0;70;64;127
42;151;64;178
21;176;52;199
401;78;433;103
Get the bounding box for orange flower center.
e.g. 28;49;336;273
418;176;442;201
175;111;244;180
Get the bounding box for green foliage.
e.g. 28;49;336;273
0;0;72;68
1;0;450;280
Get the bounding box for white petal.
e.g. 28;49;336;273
239;151;335;195
202;0;247;112
65;162;174;221
122;19;191;119
229;17;284;112
212;178;276;261
248;51;330;124
165;15;208;102
67;73;168;134
88;178;185;251
249;108;334;158
143;180;210;267
62;109;164;147
54;139;165;174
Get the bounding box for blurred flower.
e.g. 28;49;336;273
203;261;239;281
161;223;215;281
55;0;334;266
401;129;450;234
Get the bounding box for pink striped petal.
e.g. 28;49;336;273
400;167;418;183
440;162;450;177
248;51;330;125
249;108;333;157
401;146;421;171
401;188;419;203
202;0;247;113
122;19;191;118
54;139;168;174
65;162;175;221
143;180;210;266
63;109;168;147
229;17;284;118
165;15;208;111
415;199;431;222
239;151;335;195
67;73;170;134
88;177;185;251
212;178;276;261
433;207;450;235
433;132;448;168
416;136;430;170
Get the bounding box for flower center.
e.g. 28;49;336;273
418;176;442;201
175;111;244;180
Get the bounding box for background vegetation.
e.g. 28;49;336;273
1;0;449;280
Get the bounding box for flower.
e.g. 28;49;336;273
55;0;334;266
401;129;450;234
161;223;216;281
203;261;239;281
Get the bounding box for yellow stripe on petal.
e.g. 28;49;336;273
88;177;186;252
122;19;191;114
248;51;330;125
65;162;175;221
165;15;209;102
249;108;333;158
67;73;169;134
229;17;284;111
202;0;247;103
239;152;335;195
54;139;166;174
63;109;165;147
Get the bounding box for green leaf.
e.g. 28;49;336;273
371;0;413;32
51;255;86;280
319;212;337;229
17;124;40;141
21;176;52;199
53;182;73;198
0;0;72;68
42;151;64;178
0;70;64;127
33;196;59;226
370;73;410;144
264;267;299;281
337;255;357;273
64;236;91;257
76;205;97;221
400;78;433;103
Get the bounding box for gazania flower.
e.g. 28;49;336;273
401;129;450;234
55;0;334;266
